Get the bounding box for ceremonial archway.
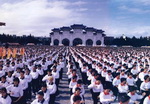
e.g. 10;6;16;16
53;39;59;46
73;38;83;46
62;38;70;46
96;40;101;45
86;39;93;46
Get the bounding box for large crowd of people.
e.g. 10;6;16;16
0;46;149;104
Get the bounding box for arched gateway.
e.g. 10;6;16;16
50;24;105;46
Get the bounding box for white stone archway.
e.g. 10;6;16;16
50;24;105;46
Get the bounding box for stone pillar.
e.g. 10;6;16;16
59;35;62;46
93;36;96;46
70;38;73;46
101;37;104;46
83;35;86;46
51;36;54;46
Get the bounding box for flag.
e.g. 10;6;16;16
2;48;6;58
0;47;2;58
20;48;25;56
7;48;12;59
12;48;17;58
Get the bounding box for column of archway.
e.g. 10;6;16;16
51;36;54;45
93;36;96;46
101;37;104;46
83;35;86;46
59;35;62;45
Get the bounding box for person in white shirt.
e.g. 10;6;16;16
99;86;115;104
112;73;120;97
126;73;136;90
131;65;139;78
42;69;55;84
12;67;21;78
19;71;28;103
38;84;50;103
72;95;83;104
31;91;48;104
47;76;57;104
81;64;88;85
88;79;103;104
7;77;23;104
127;87;143;104
30;66;39;94
118;78;129;101
70;87;84;104
140;75;150;96
0;76;9;89
52;66;60;87
24;68;32;100
139;68;148;82
69;76;78;95
0;65;5;78
37;64;44;89
143;92;150;104
0;87;12;104
6;71;14;85
105;70;113;91
72;80;85;96
119;95;130;104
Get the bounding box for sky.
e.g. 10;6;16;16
0;0;150;37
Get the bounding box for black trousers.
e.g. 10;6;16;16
118;93;127;102
11;96;22;104
27;82;32;100
113;86;118;97
49;93;56;104
91;90;100;104
32;78;38;94
81;72;87;84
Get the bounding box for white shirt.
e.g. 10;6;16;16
70;94;83;104
139;72;148;81
52;71;59;79
143;96;150;104
127;92;142;104
81;67;88;73
105;74;113;82
30;71;39;79
118;84;128;93
127;77;135;86
19;77;28;90
140;81;150;91
37;69;44;76
6;76;13;84
131;69;139;75
47;83;57;94
99;91;115;104
88;83;103;93
0;95;12;104
25;74;32;83
69;81;77;89
31;99;48;104
38;90;50;102
0;81;9;89
7;84;23;97
42;75;55;83
112;78;121;86
72;85;85;96
0;70;5;77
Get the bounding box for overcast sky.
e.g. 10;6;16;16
0;0;150;37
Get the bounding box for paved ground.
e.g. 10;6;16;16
55;58;93;104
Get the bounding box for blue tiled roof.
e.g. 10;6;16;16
70;24;86;29
52;28;60;32
60;27;71;31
